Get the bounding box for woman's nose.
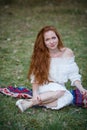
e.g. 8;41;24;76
50;39;53;43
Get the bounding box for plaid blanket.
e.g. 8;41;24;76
0;86;87;108
71;89;87;108
0;86;32;98
71;89;83;106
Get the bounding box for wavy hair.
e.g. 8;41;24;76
28;26;64;85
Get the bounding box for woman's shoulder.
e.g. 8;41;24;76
61;47;74;58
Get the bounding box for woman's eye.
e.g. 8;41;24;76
52;37;56;39
45;38;49;41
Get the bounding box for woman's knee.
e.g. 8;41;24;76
56;90;66;98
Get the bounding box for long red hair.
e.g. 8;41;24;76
28;26;64;85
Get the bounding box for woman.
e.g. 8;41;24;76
16;26;87;112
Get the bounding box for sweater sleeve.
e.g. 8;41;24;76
68;57;81;86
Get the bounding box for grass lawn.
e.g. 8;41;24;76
0;0;87;130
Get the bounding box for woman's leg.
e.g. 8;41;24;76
34;90;65;107
51;91;73;110
16;90;65;112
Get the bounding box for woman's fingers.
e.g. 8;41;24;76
81;89;87;98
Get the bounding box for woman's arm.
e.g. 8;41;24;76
32;83;39;97
32;83;41;103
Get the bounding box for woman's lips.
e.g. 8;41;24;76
50;44;55;47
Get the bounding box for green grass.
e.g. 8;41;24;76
0;0;87;129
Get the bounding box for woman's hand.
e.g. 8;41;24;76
80;88;87;98
74;80;87;97
33;94;42;104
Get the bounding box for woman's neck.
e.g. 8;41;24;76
49;49;61;58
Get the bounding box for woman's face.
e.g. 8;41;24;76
44;30;58;51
